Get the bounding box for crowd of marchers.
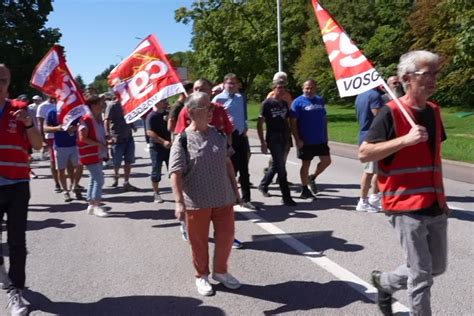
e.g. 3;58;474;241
0;50;450;316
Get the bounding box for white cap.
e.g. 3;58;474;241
272;71;288;82
32;95;43;101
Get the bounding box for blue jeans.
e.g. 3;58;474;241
111;137;135;167
86;163;104;201
150;145;170;183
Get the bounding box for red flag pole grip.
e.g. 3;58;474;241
381;81;416;128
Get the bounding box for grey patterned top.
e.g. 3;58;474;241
169;126;236;209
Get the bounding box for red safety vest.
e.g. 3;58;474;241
0;100;31;180
378;100;446;212
78;114;101;165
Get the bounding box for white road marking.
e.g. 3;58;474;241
237;205;410;314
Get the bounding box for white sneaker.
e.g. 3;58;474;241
212;272;241;289
153;193;164;203
356;199;379;213
7;288;28;316
0;264;11;289
86;205;94;215
195;276;213;296
369;193;382;209
93;206;109;217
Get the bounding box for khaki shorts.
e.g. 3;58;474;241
363;161;377;174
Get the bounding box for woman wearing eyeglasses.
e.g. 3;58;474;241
169;91;241;296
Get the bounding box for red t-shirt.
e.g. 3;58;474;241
174;102;234;135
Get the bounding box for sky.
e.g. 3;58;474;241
46;0;194;84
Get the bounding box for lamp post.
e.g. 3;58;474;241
276;0;282;72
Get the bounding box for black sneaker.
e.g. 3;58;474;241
282;198;297;206
308;175;318;195
300;187;316;200
258;185;271;197
371;270;393;316
123;182;138;192
64;192;72;202
111;177;118;187
54;184;62;193
73;188;84;200
242;201;260;210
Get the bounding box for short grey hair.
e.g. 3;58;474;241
397;50;440;90
185;91;210;111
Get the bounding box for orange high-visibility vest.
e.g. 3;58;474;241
78;114;101;165
378;100;446;212
0;100;31;180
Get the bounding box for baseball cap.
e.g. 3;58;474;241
32;95;43;101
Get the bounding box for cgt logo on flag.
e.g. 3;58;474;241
108;35;185;123
312;0;384;97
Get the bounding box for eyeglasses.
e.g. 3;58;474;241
412;70;440;78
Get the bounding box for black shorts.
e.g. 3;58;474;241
297;143;330;160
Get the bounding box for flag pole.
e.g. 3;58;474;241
381;81;416;128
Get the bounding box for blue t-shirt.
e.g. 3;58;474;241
355;89;384;144
290;95;328;145
46;109;77;147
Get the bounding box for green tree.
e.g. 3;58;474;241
74;75;86;92
408;0;474;108
1;0;61;97
167;51;197;80
175;0;309;100
294;1;413;103
88;64;115;94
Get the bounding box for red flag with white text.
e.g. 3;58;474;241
108;34;185;123
311;0;384;97
30;45;89;127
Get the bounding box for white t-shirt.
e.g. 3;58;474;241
36;101;56;139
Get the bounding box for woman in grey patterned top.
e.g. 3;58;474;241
169;91;241;296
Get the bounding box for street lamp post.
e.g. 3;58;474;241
276;0;282;72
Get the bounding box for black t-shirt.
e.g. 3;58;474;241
169;100;185;121
260;98;290;136
365;105;446;216
146;110;171;149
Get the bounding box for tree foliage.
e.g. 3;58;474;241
1;0;61;97
175;0;309;100
408;0;474;107
88;64;115;94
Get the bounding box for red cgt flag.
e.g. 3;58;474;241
108;34;185;123
312;0;384;97
30;45;89;127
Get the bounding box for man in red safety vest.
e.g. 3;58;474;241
0;64;42;315
359;51;449;316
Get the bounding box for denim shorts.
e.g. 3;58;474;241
111;137;135;167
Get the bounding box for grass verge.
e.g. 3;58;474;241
247;101;474;163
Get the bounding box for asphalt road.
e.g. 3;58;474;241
1;131;472;316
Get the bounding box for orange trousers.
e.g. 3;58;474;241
185;204;235;277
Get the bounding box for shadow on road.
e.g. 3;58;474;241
218;280;372;314
235;194;356;224
27;218;75;231
107;209;175;221
449;209;474;222
29;202;86;213
244;231;364;255
23;289;224;315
